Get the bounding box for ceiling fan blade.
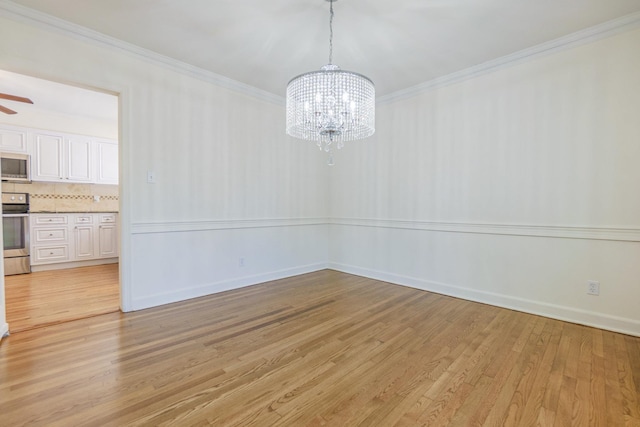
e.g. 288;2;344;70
0;105;18;115
0;93;34;104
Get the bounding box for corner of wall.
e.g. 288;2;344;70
0;322;9;341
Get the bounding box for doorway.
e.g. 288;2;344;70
0;70;120;333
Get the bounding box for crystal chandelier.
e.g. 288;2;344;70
286;0;375;165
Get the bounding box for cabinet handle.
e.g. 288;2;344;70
49;233;53;237
50;252;54;255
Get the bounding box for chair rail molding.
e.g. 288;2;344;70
330;217;640;242
132;217;329;234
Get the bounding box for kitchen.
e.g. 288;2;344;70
1;70;119;332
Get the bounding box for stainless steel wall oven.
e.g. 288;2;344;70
2;192;30;275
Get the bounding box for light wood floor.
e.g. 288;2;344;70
1;270;639;426
4;263;120;333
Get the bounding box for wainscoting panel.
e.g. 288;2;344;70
130;222;329;310
329;223;640;336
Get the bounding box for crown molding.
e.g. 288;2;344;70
378;11;640;104
0;0;285;106
3;1;639;108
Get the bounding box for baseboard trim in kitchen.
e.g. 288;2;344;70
31;258;118;272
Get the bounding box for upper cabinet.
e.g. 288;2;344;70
33;132;64;181
33;132;94;183
0;124;117;185
67;136;94;182
95;140;118;185
0;125;29;153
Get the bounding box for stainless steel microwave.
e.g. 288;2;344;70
1;152;31;182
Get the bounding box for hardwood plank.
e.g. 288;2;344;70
1;269;639;426
4;264;119;332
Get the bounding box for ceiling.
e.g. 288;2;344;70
4;0;640;99
0;69;118;123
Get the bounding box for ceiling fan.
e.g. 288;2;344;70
0;92;34;115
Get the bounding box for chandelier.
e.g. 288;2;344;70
286;0;375;165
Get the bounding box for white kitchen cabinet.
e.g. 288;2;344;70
30;214;70;264
31;213;118;267
33;132;64;181
66;136;93;182
32;132;94;183
0;125;29;153
73;214;95;259
6;125;117;185
95;140;118;184
98;214;118;258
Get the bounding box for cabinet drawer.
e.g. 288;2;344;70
99;213;117;224
32;215;68;225
74;214;94;224
33;227;68;243
33;245;69;263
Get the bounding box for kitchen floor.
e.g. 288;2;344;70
4;264;119;333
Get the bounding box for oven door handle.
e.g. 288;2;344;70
2;213;29;218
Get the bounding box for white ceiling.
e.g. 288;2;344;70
4;0;640;99
0;69;117;121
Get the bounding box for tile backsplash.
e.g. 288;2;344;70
2;181;119;212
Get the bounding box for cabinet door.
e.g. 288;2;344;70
0;126;29;153
96;141;118;184
66;136;93;182
33;133;64;181
98;223;118;258
74;224;95;259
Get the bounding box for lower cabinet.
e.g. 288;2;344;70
74;215;95;260
31;213;118;266
98;223;118;258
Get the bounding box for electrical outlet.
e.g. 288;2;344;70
239;258;245;267
147;171;156;184
587;280;600;296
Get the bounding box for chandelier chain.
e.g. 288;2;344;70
329;0;334;64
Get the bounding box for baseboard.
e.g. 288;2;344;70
1;322;9;341
131;262;329;311
329;262;640;337
31;258;118;272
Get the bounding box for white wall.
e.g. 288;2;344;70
1;5;639;338
329;28;640;336
0;11;329;317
